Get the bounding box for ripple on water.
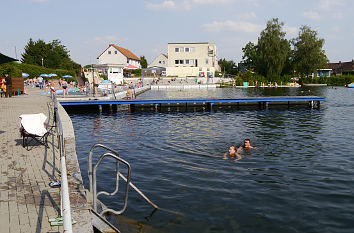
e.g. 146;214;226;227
69;87;354;233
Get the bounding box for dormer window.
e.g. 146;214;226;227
114;51;118;54
108;51;111;55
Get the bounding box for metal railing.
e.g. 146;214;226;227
88;144;161;215
88;144;131;216
52;92;73;232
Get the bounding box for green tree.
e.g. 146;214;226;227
21;38;81;71
242;41;257;71
292;25;328;77
256;18;290;81
140;56;148;68
218;58;238;75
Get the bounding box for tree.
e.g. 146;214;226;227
218;58;238;75
256;18;290;80
21;38;81;71
140;56;148;68
242;42;257;71
292;25;328;77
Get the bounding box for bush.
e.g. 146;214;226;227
0;62;77;80
301;75;354;86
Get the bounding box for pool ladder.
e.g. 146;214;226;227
88;144;159;232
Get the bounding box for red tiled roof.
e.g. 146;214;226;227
97;44;140;61
110;44;140;61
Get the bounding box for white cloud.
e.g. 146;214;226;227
85;35;127;45
303;10;322;21
146;0;176;10
235;12;257;20
202;20;262;33
145;0;233;11
303;0;346;20
284;25;298;37
318;0;345;11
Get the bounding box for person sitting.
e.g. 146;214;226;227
238;139;256;152
224;146;242;161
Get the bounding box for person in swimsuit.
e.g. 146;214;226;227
62;80;68;97
238;139;256;153
224;145;242;161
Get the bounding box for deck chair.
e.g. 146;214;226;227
19;113;54;149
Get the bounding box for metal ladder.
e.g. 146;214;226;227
88;144;161;232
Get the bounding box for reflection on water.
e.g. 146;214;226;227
70;87;354;233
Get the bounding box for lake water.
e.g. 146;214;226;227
69;87;354;233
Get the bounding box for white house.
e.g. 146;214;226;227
166;42;220;78
96;44;141;84
148;54;168;68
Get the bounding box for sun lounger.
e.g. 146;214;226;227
19;113;54;149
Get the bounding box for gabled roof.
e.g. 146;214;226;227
97;44;140;61
162;53;168;59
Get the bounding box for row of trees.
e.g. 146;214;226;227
242;18;328;80
21;38;81;71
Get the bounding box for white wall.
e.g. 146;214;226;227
166;43;219;77
98;46;127;65
148;54;168;68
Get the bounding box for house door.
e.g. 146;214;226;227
195;59;198;67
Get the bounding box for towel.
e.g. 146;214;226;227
20;113;48;137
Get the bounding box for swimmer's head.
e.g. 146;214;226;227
244;139;251;148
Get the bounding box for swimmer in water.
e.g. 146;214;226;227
224;145;242;161
238;139;256;152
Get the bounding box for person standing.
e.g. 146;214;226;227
62;80;68;97
5;74;12;98
37;76;43;89
93;76;99;98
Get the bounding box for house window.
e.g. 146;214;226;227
206;59;209;64
185;47;190;52
108;51;111;54
175;60;179;64
163;61;165;64
159;61;161;64
186;60;189;64
114;51;117;54
175;48;179;52
189;59;194;65
190;47;195;52
180;47;184;52
179;60;184;64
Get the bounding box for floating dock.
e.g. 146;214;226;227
60;96;325;111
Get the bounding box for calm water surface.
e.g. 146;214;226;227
69;87;354;233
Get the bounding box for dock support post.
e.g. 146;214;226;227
130;104;136;112
98;105;102;112
317;101;321;109
207;103;214;111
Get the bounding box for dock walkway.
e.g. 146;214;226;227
0;88;92;232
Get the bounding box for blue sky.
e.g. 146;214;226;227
1;0;353;66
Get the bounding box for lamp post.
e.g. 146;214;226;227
41;58;44;67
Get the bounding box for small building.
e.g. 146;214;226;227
317;69;332;77
96;44;141;84
148;54;168;68
166;42;220;78
328;60;354;75
142;67;166;77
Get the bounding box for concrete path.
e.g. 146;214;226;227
0;87;92;232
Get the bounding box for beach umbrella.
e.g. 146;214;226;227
48;73;57;77
124;65;138;70
40;74;49;77
22;73;30;78
100;80;111;83
0;52;18;64
62;75;72;78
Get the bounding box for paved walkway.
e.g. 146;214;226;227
0;87;92;232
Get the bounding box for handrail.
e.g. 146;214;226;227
88;144;161;213
93;152;131;215
52;92;73;232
